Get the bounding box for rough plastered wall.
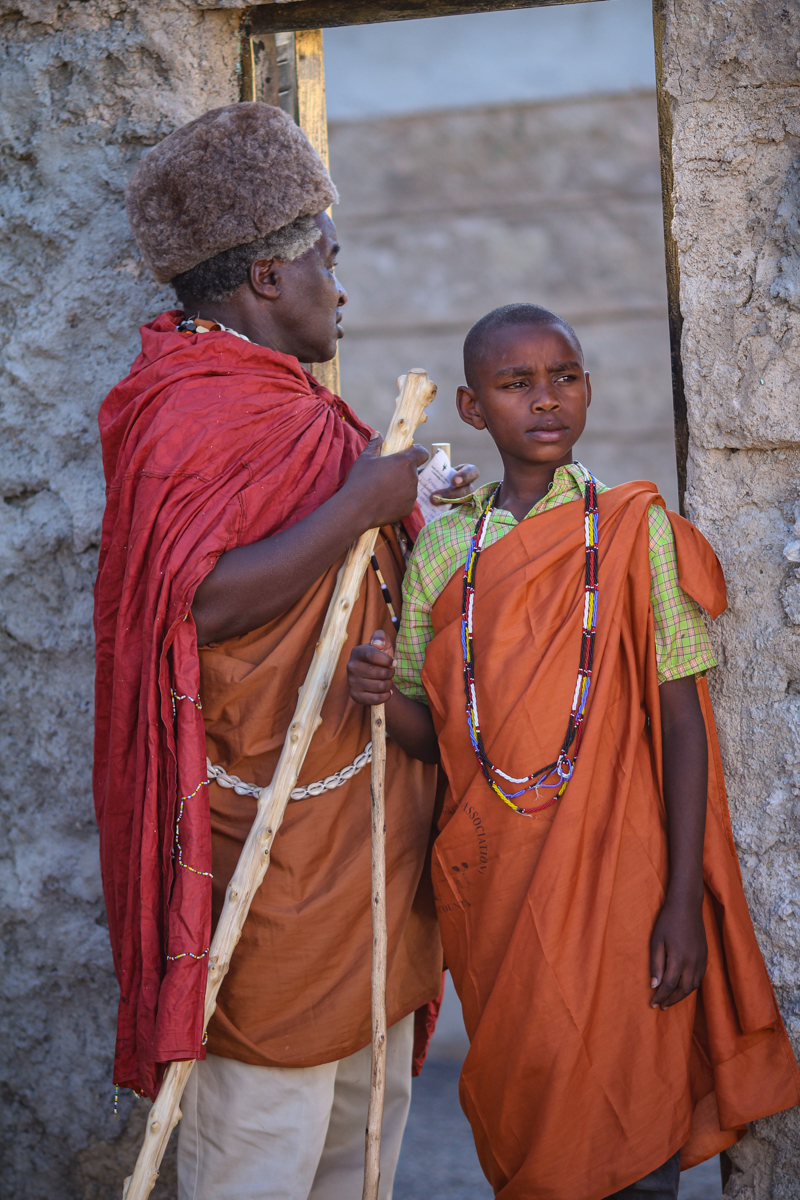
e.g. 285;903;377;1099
662;1;800;1195
0;1;240;1195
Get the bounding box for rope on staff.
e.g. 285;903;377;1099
121;370;437;1200
362;699;388;1200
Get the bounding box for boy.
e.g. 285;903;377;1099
347;304;800;1199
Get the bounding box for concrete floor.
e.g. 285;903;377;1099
395;978;723;1199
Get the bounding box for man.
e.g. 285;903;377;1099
94;102;476;1199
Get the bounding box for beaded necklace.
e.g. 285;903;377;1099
461;464;599;817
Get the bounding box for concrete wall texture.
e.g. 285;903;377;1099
0;2;798;1198
662;3;800;1196
0;3;240;1195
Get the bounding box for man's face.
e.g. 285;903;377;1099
264;211;347;363
457;323;591;469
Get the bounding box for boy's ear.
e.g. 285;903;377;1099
585;373;592;408
456;385;487;431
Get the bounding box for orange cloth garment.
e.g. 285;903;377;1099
421;481;800;1200
201;528;443;1067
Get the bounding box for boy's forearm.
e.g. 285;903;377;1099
385;688;440;765
659;676;708;902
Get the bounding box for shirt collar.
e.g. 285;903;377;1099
449;463;587;518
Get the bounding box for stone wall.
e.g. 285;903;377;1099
662;2;800;1195
0;2;240;1195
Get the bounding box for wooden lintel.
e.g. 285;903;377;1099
249;0;608;35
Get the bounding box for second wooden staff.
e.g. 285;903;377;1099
362;700;388;1200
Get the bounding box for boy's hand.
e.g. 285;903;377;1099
347;630;396;706
431;462;480;506
649;893;707;1010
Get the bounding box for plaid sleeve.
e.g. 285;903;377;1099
394;545;434;703
648;504;718;684
394;512;474;703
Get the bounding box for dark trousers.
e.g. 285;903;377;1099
603;1151;681;1199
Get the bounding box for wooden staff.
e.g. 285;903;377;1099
362;700;388;1200
122;369;437;1200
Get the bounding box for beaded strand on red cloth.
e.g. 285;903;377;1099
461;464;599;817
166;689;212;963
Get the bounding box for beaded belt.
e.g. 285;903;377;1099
206;742;373;801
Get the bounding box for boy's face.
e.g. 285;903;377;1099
456;323;591;469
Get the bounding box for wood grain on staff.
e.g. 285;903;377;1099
121;369;437;1200
362;702;388;1200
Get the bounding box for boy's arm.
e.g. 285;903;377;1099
347;631;439;764
649;674;708;1009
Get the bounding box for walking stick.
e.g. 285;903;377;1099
362;700;387;1200
122;369;437;1200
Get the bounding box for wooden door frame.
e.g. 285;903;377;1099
243;0;686;506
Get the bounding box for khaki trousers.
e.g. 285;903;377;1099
177;1013;414;1200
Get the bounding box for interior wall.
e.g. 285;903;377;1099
322;0;657;119
330;91;679;507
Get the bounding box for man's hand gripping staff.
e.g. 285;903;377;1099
122;370;437;1200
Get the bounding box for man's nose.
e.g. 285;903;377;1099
337;282;348;307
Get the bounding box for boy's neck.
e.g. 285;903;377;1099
496;455;573;521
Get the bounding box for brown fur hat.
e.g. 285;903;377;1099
125;103;339;284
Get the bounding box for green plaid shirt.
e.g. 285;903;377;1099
395;463;717;701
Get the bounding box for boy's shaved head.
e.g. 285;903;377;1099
464;304;581;387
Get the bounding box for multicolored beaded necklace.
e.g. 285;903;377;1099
461;463;599;817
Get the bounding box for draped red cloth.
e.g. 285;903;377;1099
94;312;423;1098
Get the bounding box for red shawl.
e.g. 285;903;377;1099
94;312;422;1098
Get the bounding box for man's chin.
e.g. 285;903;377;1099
314;341;340;364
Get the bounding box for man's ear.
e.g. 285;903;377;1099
585;373;592;408
249;258;280;300
456;385;487;431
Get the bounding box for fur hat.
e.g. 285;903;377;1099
125;103;339;284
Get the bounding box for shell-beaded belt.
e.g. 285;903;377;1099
206;742;373;801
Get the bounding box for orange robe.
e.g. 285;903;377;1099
421;482;800;1199
201;528;443;1067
